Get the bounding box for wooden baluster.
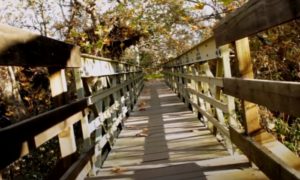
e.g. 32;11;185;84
201;63;216;134
111;74;120;144
122;71;129;116
73;68;96;176
49;69;77;158
73;69;91;142
195;64;208;123
220;45;239;129
215;56;234;154
235;38;261;134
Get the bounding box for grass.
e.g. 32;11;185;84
144;73;164;80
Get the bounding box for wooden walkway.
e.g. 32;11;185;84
87;80;268;180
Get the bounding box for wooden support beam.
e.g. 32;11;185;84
0;24;81;67
214;0;300;46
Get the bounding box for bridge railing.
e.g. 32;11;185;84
0;24;143;179
162;1;300;179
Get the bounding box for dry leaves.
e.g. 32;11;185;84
111;167;128;174
138;101;147;111
135;128;149;137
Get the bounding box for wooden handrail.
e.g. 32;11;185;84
0;24;81;67
214;0;300;46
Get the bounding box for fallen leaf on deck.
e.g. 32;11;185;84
142;128;149;133
139;107;146;111
111;167;128;174
135;132;148;137
138;101;146;107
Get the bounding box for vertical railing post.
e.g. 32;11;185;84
49;69;77;158
235;38;261;135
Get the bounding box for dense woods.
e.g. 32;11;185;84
0;0;299;179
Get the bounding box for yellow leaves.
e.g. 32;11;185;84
191;25;199;31
190;25;204;31
226;4;236;12
103;38;111;45
138;101;146;111
103;27;110;33
181;16;190;23
194;3;205;10
24;96;31;102
5;111;13;117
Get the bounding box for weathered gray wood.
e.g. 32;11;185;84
214;0;300;46
187;87;228;113
164;37;221;67
0;24;81;67
189;100;230;138
92;80;266;180
163;72;224;87
230;127;300;180
223;78;300;117
0;97;89;169
90;74;143;103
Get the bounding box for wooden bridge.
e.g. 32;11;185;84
1;0;300;179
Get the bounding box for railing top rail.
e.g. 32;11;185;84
214;0;300;46
162;36;218;67
0;24;81;68
81;53;140;67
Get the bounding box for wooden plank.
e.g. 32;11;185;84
73;68;91;144
230;127;300;180
234;38;260;134
34;112;83;147
60;146;94;180
81;57;141;77
49;69;77;157
58;126;77;157
187;87;228;113
165;37;220;67
189;100;230;138
235;38;254;79
214;59;233;154
214;0;300;46
76;162;92;180
81;53;137;66
90;74;143;103
223;77;300;117
0;98;88;169
220;44;239;129
93;80;260;180
206;168;267;180
0;24;81;67
163;72;224;87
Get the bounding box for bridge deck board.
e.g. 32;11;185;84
87;80;268;180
